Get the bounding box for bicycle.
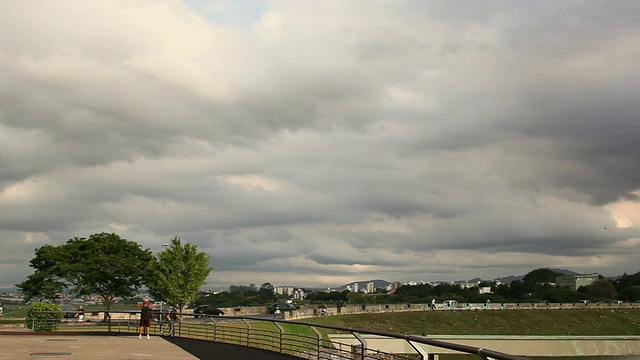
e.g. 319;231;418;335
159;311;180;337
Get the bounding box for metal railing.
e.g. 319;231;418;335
32;311;529;360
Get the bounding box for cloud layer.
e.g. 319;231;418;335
1;0;639;289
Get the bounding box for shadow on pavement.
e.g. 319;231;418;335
164;336;302;360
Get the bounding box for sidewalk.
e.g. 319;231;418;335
0;334;197;359
0;332;301;359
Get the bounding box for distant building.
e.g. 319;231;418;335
293;289;305;300
389;281;402;292
274;286;295;296
459;282;477;289
366;282;375;293
556;273;599;290
353;282;359;293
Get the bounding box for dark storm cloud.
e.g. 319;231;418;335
1;0;639;289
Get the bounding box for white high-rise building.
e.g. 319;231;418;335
274;286;295;296
366;282;375;293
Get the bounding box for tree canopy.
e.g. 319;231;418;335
146;237;211;312
523;268;561;287
17;232;153;315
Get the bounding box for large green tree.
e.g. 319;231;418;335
146;237;211;312
613;272;640;301
523;268;560;288
18;233;153;318
587;279;617;300
257;282;276;304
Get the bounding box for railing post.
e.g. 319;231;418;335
241;319;251;347
352;332;367;360
273;321;285;354
310;326;323;359
408;340;426;360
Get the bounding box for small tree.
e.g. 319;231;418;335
26;303;63;331
146;237;212;312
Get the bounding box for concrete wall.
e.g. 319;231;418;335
285;302;640;320
91;302;640;321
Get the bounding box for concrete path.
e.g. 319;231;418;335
0;332;300;360
0;334;198;359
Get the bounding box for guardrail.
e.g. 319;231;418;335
31;311;529;360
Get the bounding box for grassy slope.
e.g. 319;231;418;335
306;309;640;336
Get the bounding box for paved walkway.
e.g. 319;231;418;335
0;333;299;360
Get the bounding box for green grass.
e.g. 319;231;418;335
304;309;640;336
1;304;30;319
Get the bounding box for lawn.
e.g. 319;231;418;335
304;308;640;336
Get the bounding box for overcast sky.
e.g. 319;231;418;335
2;1;640;290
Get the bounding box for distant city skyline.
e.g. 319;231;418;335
201;267;628;292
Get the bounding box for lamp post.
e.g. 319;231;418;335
159;243;169;315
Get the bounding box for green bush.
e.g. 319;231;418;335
25;303;63;331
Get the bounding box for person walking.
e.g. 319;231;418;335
76;306;85;326
139;299;152;339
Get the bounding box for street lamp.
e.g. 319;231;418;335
159;243;170;315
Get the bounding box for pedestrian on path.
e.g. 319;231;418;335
139;299;152;339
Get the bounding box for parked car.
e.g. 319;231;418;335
268;303;296;314
578;300;591;304
193;305;224;318
442;300;458;308
611;300;623;305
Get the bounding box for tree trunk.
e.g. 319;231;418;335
102;295;113;322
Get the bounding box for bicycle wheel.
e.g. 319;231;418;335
159;321;170;336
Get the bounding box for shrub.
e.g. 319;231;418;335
25;303;63;331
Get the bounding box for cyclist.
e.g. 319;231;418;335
163;307;179;336
166;308;178;322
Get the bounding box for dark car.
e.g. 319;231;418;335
193;305;224;318
267;303;296;314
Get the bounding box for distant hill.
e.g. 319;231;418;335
495;268;581;284
552;268;582;276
